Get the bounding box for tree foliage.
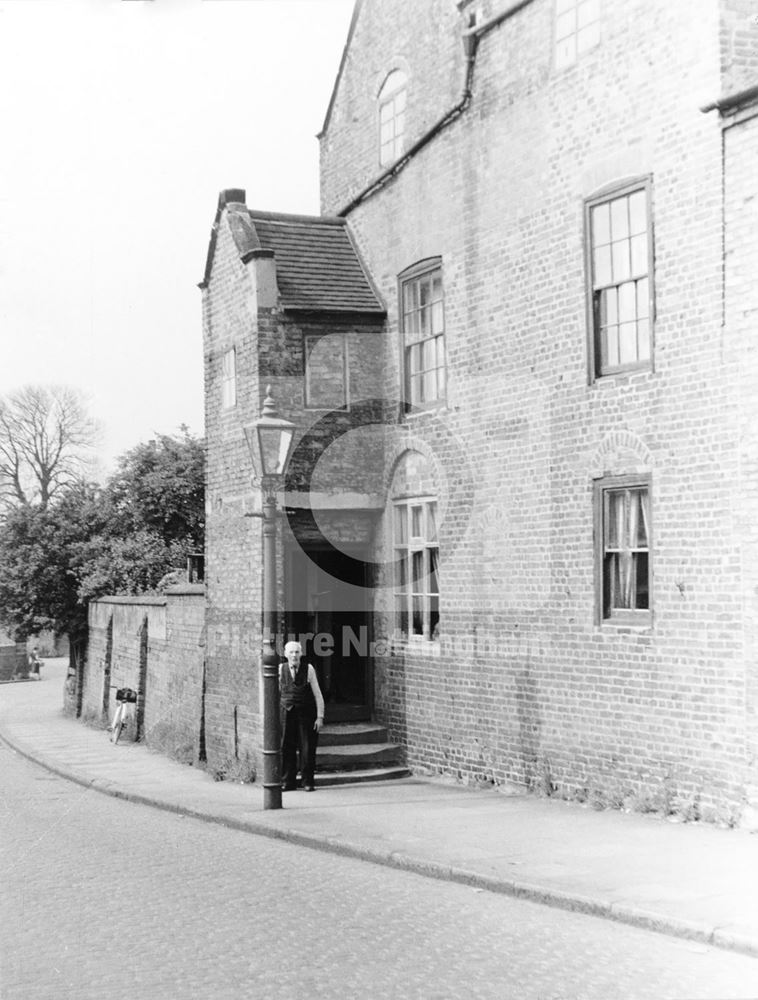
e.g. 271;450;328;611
0;385;99;510
0;428;205;644
107;427;204;547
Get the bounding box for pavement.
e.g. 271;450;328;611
1;659;756;959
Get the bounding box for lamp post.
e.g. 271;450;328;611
244;386;296;810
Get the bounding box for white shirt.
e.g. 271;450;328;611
280;661;325;719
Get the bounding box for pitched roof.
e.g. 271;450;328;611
248;209;384;314
199;191;384;316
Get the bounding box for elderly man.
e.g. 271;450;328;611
279;640;325;792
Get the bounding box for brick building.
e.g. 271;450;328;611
201;0;758;822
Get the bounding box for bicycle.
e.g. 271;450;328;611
109;687;137;744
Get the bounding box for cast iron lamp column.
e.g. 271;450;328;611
244;387;296;811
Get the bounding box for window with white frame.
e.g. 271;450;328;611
393;498;439;641
304;333;348;410
555;0;600;69
222;348;236;409
586;179;653;379
595;476;651;622
400;259;446;408
379;69;407;167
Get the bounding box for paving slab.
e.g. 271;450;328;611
1;658;756;957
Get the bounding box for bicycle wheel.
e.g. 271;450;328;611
111;710;124;744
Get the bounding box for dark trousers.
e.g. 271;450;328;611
281;706;318;787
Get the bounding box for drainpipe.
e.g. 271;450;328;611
337;0;537;217
700;81;758;115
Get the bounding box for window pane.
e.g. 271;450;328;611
630;233;647;277
394;505;406;544
435;335;445;367
555;35;575;67
428;547;439;593
577;22;600;51
427;502;438;541
618;281;636;323
380;121;394;144
394;595;408;637
610;197;629;240
612;239;630;282
636;277;649;319
403;282;418;316
431;300;444;335
423;370;436;401
598;287;617;326
410;374;422;403
437;364;446;399
556;0;574;14
632;490;649;547
423;337;437;372
593;245;612;287
604;325;619;370
603;552;619;613
556;10;576;39
395;89;407;112
412;596;424;635
619;323;637;365
429;596;440;640
629;190;647;235
634;552;649;609
592;202;610;246
411;506;423;538
606;492;622;548
577;0;597;28
411;551;424;589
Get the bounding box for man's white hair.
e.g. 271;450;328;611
284;641;302;654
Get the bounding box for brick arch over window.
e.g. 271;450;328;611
588;430;653;480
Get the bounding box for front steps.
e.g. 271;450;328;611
317;721;408;787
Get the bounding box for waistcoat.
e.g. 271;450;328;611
280;661;314;713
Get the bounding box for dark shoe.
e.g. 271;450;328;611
304;784;315;792
281;783;297;792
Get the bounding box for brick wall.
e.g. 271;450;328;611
202;205;388;774
316;0;755;820
81;588;205;762
724;105;758;808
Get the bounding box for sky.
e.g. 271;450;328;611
0;0;355;474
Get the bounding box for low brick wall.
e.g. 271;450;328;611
81;586;205;763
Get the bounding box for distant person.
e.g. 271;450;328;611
28;646;42;680
279;640;324;792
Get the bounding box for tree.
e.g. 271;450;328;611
106;426;204;547
0;428;205;655
0;484;103;647
0;384;99;510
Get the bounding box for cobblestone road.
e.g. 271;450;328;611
1;744;757;1000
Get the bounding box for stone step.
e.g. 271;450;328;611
320;722;389;747
318;741;403;771
315;766;410;787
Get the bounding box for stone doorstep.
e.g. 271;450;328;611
318;742;404;770
319;722;390;747
315;766;411;787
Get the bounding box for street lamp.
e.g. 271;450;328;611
244;386;296;810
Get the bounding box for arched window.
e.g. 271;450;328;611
378;70;407;167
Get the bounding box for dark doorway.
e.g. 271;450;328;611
287;545;371;723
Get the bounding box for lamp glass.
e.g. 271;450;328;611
257;424;294;478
